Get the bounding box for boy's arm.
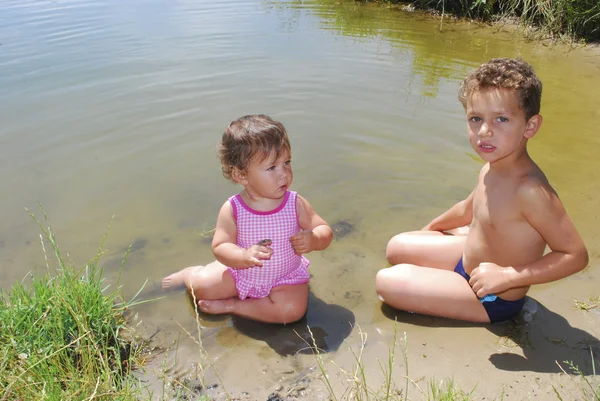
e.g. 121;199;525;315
423;189;475;232
507;181;588;286
290;194;333;254
471;180;588;297
212;201;272;268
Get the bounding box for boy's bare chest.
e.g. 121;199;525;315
472;180;521;227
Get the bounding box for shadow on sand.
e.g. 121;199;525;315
381;297;600;375
231;290;355;356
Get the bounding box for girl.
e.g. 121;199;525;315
162;115;333;324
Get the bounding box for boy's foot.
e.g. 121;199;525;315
198;299;236;314
161;266;194;289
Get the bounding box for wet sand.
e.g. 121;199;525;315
130;227;600;400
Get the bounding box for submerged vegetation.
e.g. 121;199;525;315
382;0;600;42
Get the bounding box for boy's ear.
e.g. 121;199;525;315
524;114;543;139
231;167;248;185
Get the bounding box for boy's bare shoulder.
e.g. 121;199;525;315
515;167;559;213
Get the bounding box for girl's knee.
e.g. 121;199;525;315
184;267;211;292
274;295;308;324
277;302;306;324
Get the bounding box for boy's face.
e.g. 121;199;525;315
466;88;538;164
239;149;293;199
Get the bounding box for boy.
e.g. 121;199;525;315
375;58;588;323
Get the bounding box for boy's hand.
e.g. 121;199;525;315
469;262;512;297
290;230;315;255
242;239;273;268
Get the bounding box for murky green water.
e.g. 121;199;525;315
1;0;599;397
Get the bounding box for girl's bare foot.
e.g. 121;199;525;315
198;298;236;314
161;266;195;289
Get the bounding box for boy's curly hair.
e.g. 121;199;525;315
458;58;542;120
218;114;291;182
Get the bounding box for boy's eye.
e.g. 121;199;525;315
496;117;509;123
469;116;481;123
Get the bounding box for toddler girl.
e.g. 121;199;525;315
162;115;333;324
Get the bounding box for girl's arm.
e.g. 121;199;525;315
290;195;333;254
212;201;272;268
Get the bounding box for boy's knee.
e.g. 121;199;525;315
386;236;411;264
376;265;411;292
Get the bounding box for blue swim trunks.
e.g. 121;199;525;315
454;258;525;323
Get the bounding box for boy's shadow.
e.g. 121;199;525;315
486;298;600;375
381;297;600;375
231;290;355;356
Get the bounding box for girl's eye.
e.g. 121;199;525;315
284;160;291;166
267;166;275;171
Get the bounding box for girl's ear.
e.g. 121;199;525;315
524;114;543;139
231;167;248;185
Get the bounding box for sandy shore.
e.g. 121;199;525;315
134;265;600;400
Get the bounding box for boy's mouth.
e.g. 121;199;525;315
478;143;496;153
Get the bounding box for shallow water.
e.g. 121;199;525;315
1;0;599;398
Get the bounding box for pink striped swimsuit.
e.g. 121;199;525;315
227;191;310;300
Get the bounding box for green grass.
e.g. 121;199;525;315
574;296;600;312
309;322;477;400
0;207;149;401
554;348;600;401
381;0;600;43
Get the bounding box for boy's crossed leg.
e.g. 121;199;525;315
377;230;490;323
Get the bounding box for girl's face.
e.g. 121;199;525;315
242;148;293;199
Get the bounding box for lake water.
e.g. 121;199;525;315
1;0;599;399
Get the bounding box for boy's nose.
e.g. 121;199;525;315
478;123;492;137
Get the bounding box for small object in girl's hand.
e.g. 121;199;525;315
257;239;272;246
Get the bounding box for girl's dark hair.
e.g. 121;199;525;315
218;114;291;182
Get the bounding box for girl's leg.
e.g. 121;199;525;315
376;264;489;322
386;230;467;269
198;283;309;324
162;261;238;300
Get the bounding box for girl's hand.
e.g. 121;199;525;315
290;230;315;255
242;239;273;268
